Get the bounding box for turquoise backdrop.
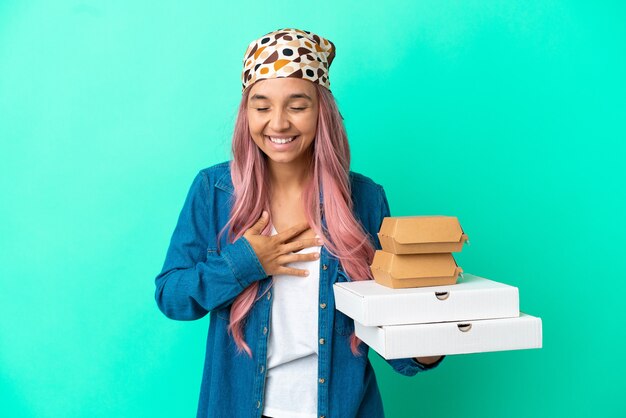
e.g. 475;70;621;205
1;1;624;417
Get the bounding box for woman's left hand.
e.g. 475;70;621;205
414;356;443;365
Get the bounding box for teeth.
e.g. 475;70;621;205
269;136;296;144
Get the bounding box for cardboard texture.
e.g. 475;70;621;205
333;273;520;326
370;251;462;288
378;216;469;254
355;313;542;359
349;215;543;358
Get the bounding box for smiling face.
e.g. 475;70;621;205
247;78;319;167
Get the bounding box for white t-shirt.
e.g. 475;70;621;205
262;225;322;418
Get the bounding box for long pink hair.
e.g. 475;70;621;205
217;82;375;357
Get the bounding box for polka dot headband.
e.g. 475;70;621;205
241;28;336;92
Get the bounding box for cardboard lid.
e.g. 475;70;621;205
334;274;516;297
379;216;467;245
371;251;461;280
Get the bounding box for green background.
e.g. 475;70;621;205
1;1;624;417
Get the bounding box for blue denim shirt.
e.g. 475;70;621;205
154;161;444;418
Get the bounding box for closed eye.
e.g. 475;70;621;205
255;107;307;112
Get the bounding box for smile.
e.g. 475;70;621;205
266;136;298;144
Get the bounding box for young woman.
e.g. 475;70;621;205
155;28;444;418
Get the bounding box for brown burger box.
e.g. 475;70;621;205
378;216;469;254
370;251;463;289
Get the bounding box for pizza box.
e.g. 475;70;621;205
355;312;542;359
333;273;519;326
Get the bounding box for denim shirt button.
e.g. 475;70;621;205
256;401;260;408
263;327;268;335
318;378;325;384
319;338;325;345
322;264;328;270
267;292;271;300
319;303;326;309
260;365;264;373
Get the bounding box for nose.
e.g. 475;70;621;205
268;108;290;132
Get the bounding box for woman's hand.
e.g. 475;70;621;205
414;356;443;366
243;211;322;277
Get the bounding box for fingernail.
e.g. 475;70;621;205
314;253;320;259
261;210;267;218
304;270;310;276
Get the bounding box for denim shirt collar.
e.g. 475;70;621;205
215;169;234;195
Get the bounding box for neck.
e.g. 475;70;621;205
267;156;312;196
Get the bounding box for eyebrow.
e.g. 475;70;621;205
250;93;313;102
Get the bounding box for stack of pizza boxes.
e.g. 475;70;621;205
333;216;542;359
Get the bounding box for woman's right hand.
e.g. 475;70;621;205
243;211;322;277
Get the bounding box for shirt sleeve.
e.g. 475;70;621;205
154;171;268;320
374;184;446;377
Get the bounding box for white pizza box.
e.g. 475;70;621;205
333;273;519;326
355;312;542;359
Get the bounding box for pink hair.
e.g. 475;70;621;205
217;82;375;357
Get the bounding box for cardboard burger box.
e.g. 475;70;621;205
370;251;463;289
334;274;519;326
378;216;469;254
354;312;543;359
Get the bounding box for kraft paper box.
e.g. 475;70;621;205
333;273;519;326
370;251;462;288
355;313;542;359
378;216;469;254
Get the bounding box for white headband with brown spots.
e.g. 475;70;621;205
241;28;336;92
